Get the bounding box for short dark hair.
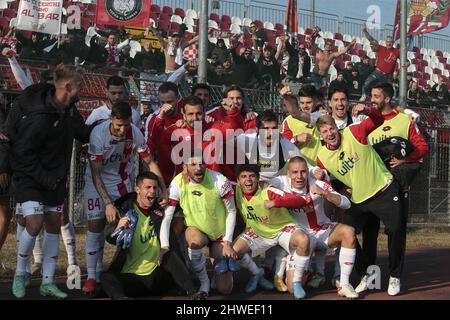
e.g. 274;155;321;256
288;156;308;167
256;110;278;128
107;76;125;89
111;101;132;120
328;85;349;100
136;171;160;187
191;83;211;95
235;164;260;179
223;85;245;99
298;85;318;99
183;95;204;112
158;81;179;95
371;82;394;99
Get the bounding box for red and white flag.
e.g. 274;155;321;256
393;0;450;40
95;0;151;27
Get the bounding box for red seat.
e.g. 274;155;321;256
354;43;363;51
305;28;314;35
0;21;10;36
358;50;367;57
158;19;170;31
221;15;231;25
436;50;443;57
334;33;343;41
343;54;351;62
210;13;220;22
162;6;173;16
438;56;446;64
423;73;430;80
159;13;171;23
8;1;19;10
174;8;185;19
151;4;161;15
254;20;264;29
434;68;442;75
150;12;158;21
220;21;230;31
2;8;17;19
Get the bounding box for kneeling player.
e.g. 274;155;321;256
233;164;311;299
160;151;238;299
270;156;358;298
101;172;196;299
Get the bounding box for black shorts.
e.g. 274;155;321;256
343;180;403;235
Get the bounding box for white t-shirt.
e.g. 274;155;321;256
269;175;350;231
85;103;141;128
85;120;149;195
234;132;305;181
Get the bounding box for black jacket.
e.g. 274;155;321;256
7;83;94;205
104;193;182;273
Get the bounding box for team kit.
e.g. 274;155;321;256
5;67;428;300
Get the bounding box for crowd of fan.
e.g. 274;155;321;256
0;22;449;109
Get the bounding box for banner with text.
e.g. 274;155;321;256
17;0;63;35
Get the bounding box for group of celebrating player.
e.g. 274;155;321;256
1;56;428;300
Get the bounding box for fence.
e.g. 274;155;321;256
1;60;450;226
152;0;450;52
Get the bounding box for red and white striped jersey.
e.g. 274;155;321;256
85;120;150;196
269;175;350;231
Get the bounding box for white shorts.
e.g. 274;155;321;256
305;223;337;250
240;224;303;258
83;183;127;221
15;201;64;217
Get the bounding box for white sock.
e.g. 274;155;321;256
85;231;102;280
17;229;36;275
333;247;341;278
293;252;310;283
16;224;31;273
339;247;356;286
61;223;77;266
274;251;288;278
41;232;59;285
314;249;326;275
238;253;260;275
33;229;43;264
188;248;210;293
96;233;105;283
